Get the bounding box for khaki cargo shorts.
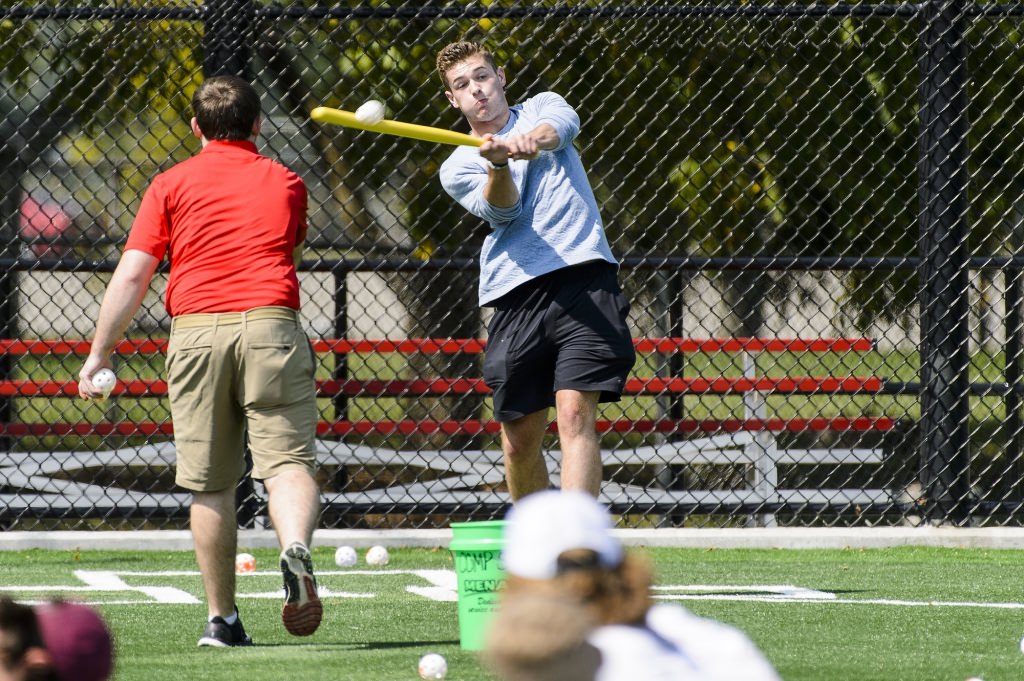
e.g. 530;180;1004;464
167;306;318;492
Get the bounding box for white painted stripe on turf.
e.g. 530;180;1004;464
9;567;1024;610
115;569;437;577
134;587;201;604
237;588;373;599
0;585;103;592
14;599;160;606
74;570;130;589
407;587;458;601
74;570;200;603
654;584;836;599
410;569;458;589
44;568;463;604
655;594;1024;609
113;571;201;576
406;569;459;601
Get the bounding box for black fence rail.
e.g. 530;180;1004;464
2;1;1024;528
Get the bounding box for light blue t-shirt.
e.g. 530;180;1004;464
439;92;617;306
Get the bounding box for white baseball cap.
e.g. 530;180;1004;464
502;490;623;580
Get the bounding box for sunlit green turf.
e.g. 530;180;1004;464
0;545;1020;680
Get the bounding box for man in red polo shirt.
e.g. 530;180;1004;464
77;75;322;646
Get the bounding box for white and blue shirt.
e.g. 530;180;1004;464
440;92;617;306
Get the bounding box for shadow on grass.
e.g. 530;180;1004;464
680;588;869;596
253;640;460;650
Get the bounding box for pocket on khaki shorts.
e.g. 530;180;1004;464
166;326;215;395
243;323;314;407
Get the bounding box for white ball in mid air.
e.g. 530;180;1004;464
365;545;390;566
354;100;386;124
334;545;358;567
418;653;447;680
92;368;117;397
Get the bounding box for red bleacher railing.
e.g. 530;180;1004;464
0;336;874;355
1;336;891;438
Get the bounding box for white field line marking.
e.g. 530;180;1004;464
653;584;836;599
238;588;373;599
22;572;1021;611
0;571;200;604
653;584;1024;609
405;569;459;602
115;569;433;577
76;570;201;604
407;587;458;602
198;568;458;601
0;585;105;592
0;569;459;606
656;594;1024;609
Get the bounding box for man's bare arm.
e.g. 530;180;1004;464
78;249;160;399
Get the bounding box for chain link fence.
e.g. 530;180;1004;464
1;0;1023;529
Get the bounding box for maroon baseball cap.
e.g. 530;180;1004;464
34;600;114;681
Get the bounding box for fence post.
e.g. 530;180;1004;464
203;0;254;78
333;268;348;423
204;0;257;524
1005;268;1023;497
0;174;17;451
667;270;685;421
916;0;973;524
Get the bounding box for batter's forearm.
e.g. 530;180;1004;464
483;165;518;208
528;123;560;150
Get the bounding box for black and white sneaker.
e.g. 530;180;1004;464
280;542;322;636
197;609;253;647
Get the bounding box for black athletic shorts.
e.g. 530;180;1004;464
482;260;636;422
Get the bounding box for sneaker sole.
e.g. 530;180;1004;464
197;634;253;648
281;552;322;636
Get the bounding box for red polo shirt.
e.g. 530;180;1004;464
125;139;308;316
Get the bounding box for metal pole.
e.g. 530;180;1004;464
202;0;253;79
0;172;18;452
1005;268;1023;497
668;271;684;421
916;0;973;524
203;0;255;523
333;270;349;423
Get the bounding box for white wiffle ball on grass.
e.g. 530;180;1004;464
334;545;358;567
418;653;447;679
365;545;390;566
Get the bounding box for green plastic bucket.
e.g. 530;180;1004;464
449;520;507;650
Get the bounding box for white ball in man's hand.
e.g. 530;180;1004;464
354;100;386;124
92;368;116;397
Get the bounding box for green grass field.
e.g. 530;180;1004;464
0;545;1021;680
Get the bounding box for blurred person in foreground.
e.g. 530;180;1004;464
0;598;113;681
77;75;322;645
484;490;783;681
436;41;636;501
